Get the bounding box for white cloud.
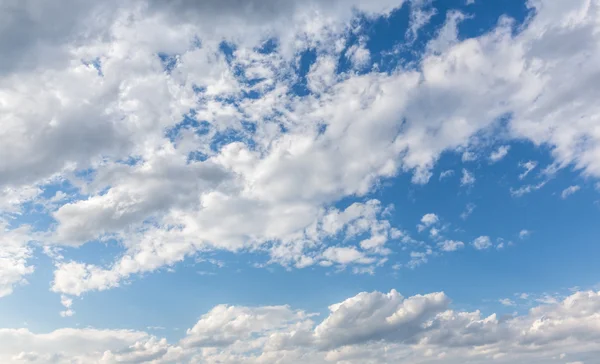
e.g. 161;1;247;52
345;41;371;69
439;169;454;180
407;1;437;42
472;236;492;250
561;185;581;199
510;181;547;197
438;240;465;252
489;145;510;163
321;247;376;266
518;160;538;179
406;250;432;268
59;295;75;318
0;222;34;298
461;151;477;162
460;203;476;220
420;213;439;226
0;0;598;298
460;169;475;186
417;213;439;232
2;289;600;363
519;229;531;239
499;298;515;306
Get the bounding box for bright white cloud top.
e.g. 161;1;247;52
1;0;600;363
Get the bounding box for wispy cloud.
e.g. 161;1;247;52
561;185;581;199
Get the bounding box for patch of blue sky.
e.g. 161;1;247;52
290;48;318;96
256;37;278;54
157;52;179;74
0;249;62;331
82;57;103;77
370;140;600;303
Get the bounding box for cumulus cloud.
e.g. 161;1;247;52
0;0;598;299
519;229;531;239
438;240;465;252
2;289;600;363
417;213;439;232
0;222;34;298
499;298;515;306
472;236;492;250
510;181;547;197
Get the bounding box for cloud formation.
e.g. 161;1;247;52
2;289;600;363
0;0;599;331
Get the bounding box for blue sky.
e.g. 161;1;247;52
1;0;600;363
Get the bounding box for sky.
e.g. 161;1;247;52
1;0;600;363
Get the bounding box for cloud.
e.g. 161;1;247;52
461;151;477;162
460;169;476;186
0;0;599;298
489;145;510;163
518;160;538;179
438;240;465;252
407;1;437;42
2;289;600;363
519;229;531;239
321;247;376;266
420;213;439;226
59;295;75;318
472;236;492;250
439;169;455;180
561;185;581;199
51;199;398;295
499;298;515;306
510;181;547;197
460;203;476;220
417;213;439;232
0;222;34;298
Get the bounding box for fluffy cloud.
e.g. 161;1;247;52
472;236;492;250
0;0;599;298
460;169;476;186
0;222;34;298
519;229;531;239
438;240;465;252
3;289;600;363
489;145;510;163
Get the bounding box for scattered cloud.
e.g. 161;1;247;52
472;236;492;250
561;185;581;199
1;289;600;363
439;169;455;180
519;161;538;180
461;169;476;187
519;229;531;239
460;203;476;220
510;181;547;197
438;240;465;252
418;213;439;232
461;151;477;162
489;145;510;163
